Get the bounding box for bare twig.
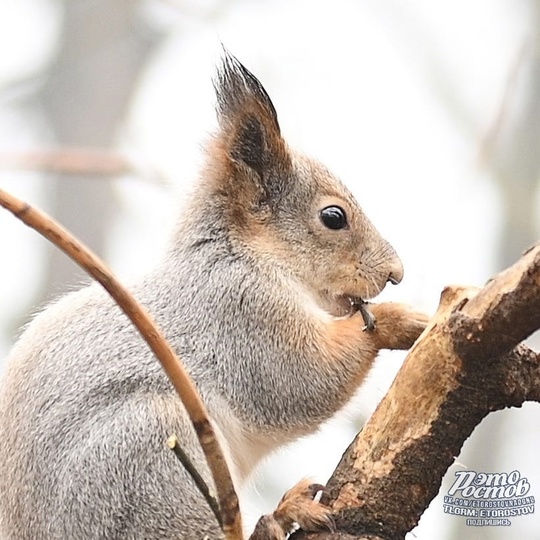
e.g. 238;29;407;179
167;434;222;527
0;148;170;186
0;187;243;540
0;148;130;176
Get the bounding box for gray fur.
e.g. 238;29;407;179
0;55;412;539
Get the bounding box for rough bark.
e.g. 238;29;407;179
294;243;540;540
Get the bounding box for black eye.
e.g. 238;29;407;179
320;206;348;230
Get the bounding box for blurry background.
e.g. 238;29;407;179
0;0;539;538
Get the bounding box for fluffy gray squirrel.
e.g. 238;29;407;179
0;53;428;539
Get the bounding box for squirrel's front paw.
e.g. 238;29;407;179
249;479;335;539
369;303;430;350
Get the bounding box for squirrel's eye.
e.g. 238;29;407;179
319;206;348;230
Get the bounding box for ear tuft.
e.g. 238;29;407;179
214;51;280;135
213;51;287;177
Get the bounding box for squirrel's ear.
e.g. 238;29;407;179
214;52;288;177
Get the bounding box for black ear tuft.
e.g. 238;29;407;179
214;50;281;136
213;51;289;180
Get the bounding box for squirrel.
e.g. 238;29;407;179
0;53;428;539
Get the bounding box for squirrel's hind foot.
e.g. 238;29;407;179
249;479;335;539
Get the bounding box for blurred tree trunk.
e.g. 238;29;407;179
447;3;540;540
37;0;161;298
487;8;540;269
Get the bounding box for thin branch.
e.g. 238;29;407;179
167;434;222;527
0;187;243;540
0;148;170;186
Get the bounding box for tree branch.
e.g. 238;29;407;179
296;243;540;539
0;148;169;185
167;434;222;527
450;242;540;360
0;187;243;540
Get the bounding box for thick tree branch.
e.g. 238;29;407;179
296;243;540;540
450;242;540;360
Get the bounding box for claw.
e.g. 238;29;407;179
306;483;325;499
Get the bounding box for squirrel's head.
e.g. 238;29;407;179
200;52;403;316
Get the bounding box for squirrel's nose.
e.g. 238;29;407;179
387;258;404;285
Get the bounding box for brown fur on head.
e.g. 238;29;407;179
204;52;403;316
